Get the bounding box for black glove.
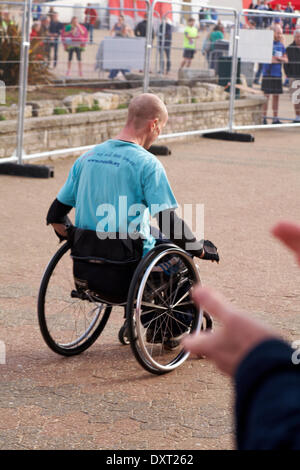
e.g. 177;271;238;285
53;216;74;243
200;240;219;263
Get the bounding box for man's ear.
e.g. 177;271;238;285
152;118;159;131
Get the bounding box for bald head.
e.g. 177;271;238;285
294;28;300;46
273;24;283;41
126;93;168;129
116;93;168;149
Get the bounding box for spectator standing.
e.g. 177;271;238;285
134;13;154;41
112;15;133;37
40;15;51;64
247;2;254;20
206;22;224;69
283;2;294;33
0;10;14;38
62;16;88;77
30;21;41;41
260;0;271;28
210;9;218;21
84;3;98;44
198;7;205;30
158;19;172;75
108;15;133;80
208;22;224;48
273;4;283;26
180;17;199;69
254;0;263;28
49;12;63;68
30;21;47;62
284;29;300;122
32;0;42;22
261;25;287;124
47;7;55;21
204;8;211;21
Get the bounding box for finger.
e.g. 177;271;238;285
181;330;215;358
271;220;300;261
191;285;237;325
271;220;300;249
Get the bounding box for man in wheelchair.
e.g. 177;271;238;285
46;93;219;349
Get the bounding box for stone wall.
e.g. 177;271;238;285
0;97;264;159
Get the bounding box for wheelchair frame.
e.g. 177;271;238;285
38;241;209;375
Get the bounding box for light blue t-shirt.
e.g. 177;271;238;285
57;140;178;255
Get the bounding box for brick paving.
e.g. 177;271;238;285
0;127;300;450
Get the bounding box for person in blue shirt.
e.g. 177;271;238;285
47;93;218;261
32;0;42;21
261;25;287;124
46;93;219;344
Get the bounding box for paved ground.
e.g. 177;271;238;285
0;126;300;450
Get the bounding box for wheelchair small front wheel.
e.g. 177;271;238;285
118;321;130;345
126;245;203;375
202;311;213;331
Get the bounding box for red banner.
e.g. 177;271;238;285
108;0;172;20
268;0;300;8
124;0;135;18
108;0;120;16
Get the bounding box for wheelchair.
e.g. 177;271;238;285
37;239;213;375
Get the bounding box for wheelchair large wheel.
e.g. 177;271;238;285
126;244;203;375
38;242;112;356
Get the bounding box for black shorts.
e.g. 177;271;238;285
183;48;195;59
261;76;283;94
68;47;82;62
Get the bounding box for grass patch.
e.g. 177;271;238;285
76;104;91;113
53;107;68;115
117;103;128;109
91;105;101;111
0;115;5;121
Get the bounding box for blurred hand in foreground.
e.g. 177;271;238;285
182;287;279;377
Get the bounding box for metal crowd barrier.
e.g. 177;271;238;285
229;8;300;132
0;1;299;170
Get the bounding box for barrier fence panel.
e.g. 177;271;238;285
0;1;26;160
1;2;153;163
148;1;239;141
229;8;300;132
0;1;247;163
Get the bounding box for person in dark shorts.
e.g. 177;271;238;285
261;25;287;124
62;16;88;77
180;17;198;69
